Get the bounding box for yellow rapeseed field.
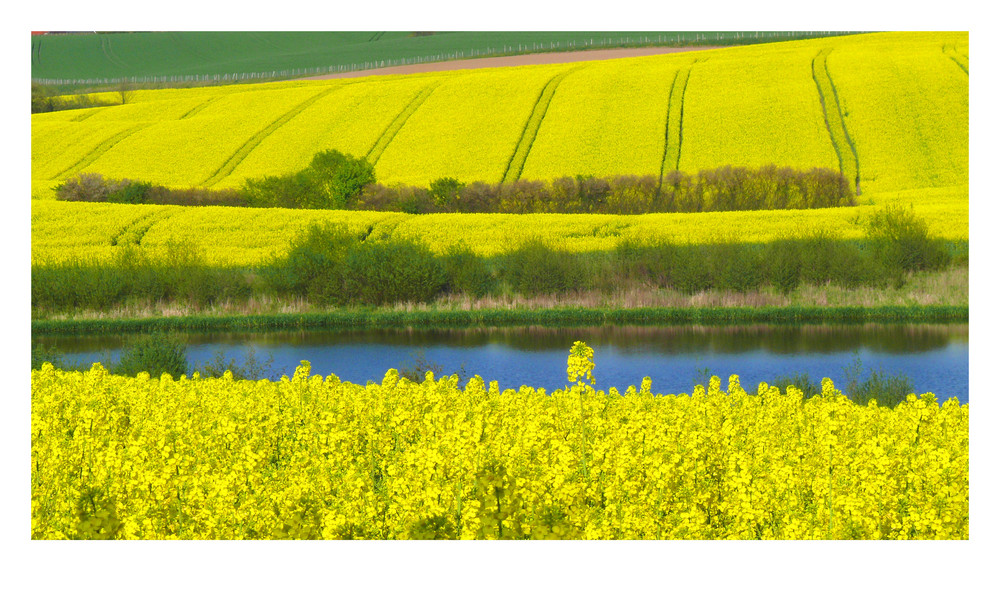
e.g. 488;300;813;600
30;31;967;265
30;195;969;267
31;32;967;194
31;343;968;540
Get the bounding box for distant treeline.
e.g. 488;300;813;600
54;149;856;214
32;205;954;315
31;83;115;113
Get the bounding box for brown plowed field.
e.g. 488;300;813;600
301;46;723;80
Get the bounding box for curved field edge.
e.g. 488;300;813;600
30;32;968;197
30;305;970;335
30;189;969;267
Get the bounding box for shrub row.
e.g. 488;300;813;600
357;166;855;214
54;150;855;213
32;206;953;314
31;83;116;114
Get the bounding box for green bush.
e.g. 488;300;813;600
770;372;821;399
106;180;153;205
668;243;713;294
114;333;188;378
707;240;765;292
865;204;950;280
442;244;496;297
260;223;360;306
306;149;376;209
842;355;914;409
501;239;587;296
429;177;464;209
766;239;803;295
243;150;375;210
198;347;276;381
31;243;251;313
345;238;447;305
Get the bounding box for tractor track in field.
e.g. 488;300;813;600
658;59;700;188
501;65;584;183
942;44;968;76
200;85;343;187
812;48;861;195
99;35;129;71
109;207;178;247
178;97;217;119
51;124;149;181
70;107;108;122
366;82;441;166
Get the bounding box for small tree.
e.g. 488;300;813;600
117;78;135;105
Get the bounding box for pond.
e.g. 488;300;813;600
35;323;969;402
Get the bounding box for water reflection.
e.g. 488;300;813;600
37;323;967;355
35;324;969;402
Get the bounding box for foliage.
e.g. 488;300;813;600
113;333;187;378
31;344;968;539
198;347;277;381
241;149;375;210
842;354;916;409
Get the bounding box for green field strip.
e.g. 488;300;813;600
366;83;442;166
812;48;861;194
200;85;342;187
943;44;968;75
99;35;129;70
247;32;284;53
51;124;149;181
502;66;583;184
178;97;217;120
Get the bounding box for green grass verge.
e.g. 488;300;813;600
31;305;968;335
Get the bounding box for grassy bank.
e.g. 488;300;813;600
31;304;969;336
34;265;968;322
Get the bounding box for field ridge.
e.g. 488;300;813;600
200;85;343;187
366;82;441;165
812;48;861;194
51;124;149;181
502;66;584;183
